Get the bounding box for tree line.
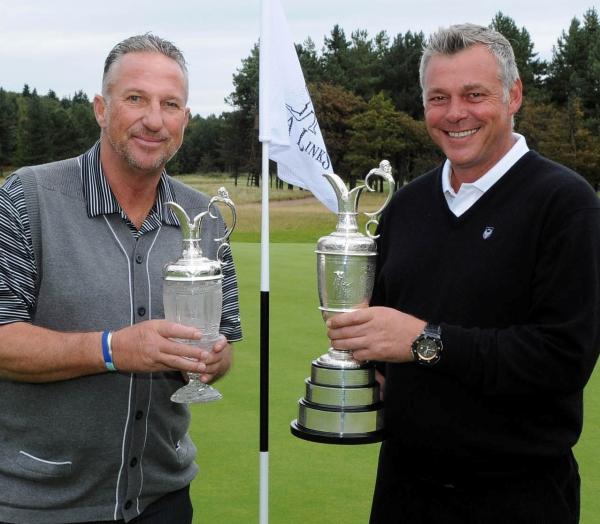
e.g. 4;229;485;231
1;9;599;188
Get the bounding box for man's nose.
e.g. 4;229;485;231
142;101;163;131
445;98;468;122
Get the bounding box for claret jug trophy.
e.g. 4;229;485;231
291;161;395;444
163;188;236;404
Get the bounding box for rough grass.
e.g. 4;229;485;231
176;174;391;243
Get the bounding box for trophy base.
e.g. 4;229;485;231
291;360;385;445
290;419;384;445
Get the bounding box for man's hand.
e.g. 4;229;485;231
326;306;425;363
111;320;211;374
198;335;233;384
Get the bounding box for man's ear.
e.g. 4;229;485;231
508;78;523;116
93;94;107;128
184;107;190;128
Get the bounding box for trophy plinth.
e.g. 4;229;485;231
291;358;384;444
291;161;395;444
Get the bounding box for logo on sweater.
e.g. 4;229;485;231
482;226;494;240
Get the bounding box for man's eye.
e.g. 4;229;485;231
128;95;141;102
469;93;482;99
165;101;180;109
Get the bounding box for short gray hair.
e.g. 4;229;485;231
102;33;188;99
419;23;519;103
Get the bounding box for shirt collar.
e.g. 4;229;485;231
80;141;179;228
441;133;529;196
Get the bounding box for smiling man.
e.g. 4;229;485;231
327;24;600;523
0;35;241;523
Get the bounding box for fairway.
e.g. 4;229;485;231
188;242;600;524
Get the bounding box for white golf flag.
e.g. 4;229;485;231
259;0;337;212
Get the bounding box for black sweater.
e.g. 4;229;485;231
373;150;600;476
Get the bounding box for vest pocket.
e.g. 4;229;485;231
15;450;72;478
175;436;196;467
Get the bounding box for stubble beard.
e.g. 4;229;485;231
107;132;178;174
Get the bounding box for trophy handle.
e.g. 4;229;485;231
361;160;395;239
167;201;193;238
208;187;237;263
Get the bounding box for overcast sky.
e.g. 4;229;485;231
0;0;595;116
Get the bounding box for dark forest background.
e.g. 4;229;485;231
1;10;599;188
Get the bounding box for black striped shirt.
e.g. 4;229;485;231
0;142;242;341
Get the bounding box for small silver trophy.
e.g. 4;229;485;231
163;188;236;404
291;161;395;444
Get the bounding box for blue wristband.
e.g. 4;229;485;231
101;330;117;372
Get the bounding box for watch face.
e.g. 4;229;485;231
416;338;439;361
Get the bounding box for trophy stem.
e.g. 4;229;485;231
316;348;363;369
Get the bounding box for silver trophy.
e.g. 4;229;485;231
163;188;236;404
291;161;395;444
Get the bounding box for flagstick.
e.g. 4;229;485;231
259;140;270;524
259;1;271;521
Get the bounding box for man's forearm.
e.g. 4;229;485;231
0;322;105;382
0;320;230;383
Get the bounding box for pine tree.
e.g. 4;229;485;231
0;88;19;169
490;12;546;99
379;31;426;118
547;8;600;131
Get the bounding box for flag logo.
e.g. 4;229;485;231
286;97;331;171
286;100;318;135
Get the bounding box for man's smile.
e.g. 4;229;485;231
446;128;480;138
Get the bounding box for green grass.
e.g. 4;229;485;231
189;242;600;524
577;368;600;523
173;174;312;204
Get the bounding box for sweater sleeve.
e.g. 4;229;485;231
436;201;600;396
219;243;243;342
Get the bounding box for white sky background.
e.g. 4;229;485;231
0;0;596;117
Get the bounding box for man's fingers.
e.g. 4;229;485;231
211;340;227;353
163;339;204;360
330;335;368;352
162;354;206;373
327;321;371;342
156;320;203;341
351;349;370;362
326;309;372;329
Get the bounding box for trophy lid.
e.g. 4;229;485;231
164;202;222;282
315;162;395;255
164;253;222;281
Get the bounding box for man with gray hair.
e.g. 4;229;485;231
328;23;600;523
0;34;242;523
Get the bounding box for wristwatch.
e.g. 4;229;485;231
411;323;443;365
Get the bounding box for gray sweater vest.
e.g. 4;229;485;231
0;156;226;523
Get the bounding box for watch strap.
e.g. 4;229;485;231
423;323;441;338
